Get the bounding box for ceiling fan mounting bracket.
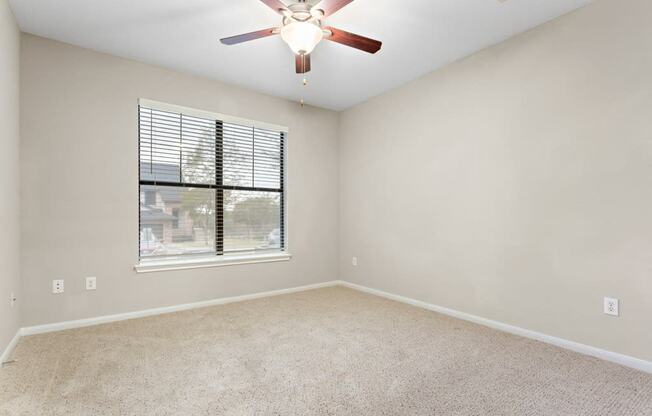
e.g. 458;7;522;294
284;2;323;24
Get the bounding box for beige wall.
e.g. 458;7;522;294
16;0;652;363
339;0;652;361
0;0;21;353
20;34;339;326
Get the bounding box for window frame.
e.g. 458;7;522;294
135;99;290;273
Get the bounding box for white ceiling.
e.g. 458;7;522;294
10;0;592;110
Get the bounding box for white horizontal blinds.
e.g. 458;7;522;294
139;107;216;185
138;102;285;261
222;124;282;189
221;123;284;253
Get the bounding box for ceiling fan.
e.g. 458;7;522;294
220;0;382;74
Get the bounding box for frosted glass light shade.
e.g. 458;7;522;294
280;22;323;55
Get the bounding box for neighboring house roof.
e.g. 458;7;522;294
158;188;181;203
140;162;182;202
140;206;175;222
140;162;180;182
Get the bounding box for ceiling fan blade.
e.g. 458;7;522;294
295;54;311;74
260;0;290;15
220;28;278;45
323;27;382;54
313;0;354;17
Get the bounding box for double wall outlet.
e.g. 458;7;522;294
604;297;619;316
352;256;358;266
52;279;64;294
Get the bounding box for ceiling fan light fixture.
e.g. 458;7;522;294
219;0;383;74
280;21;324;55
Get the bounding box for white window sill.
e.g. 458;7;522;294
134;252;292;273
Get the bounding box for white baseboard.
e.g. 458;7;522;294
1;330;21;365
13;279;652;375
21;280;340;336
339;280;652;374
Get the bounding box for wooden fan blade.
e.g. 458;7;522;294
295;54;311;73
220;28;278;45
313;0;354;17
323;26;382;54
260;0;289;15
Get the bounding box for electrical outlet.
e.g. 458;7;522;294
10;292;16;308
604;297;619;316
352;257;358;266
52;279;64;294
86;276;97;291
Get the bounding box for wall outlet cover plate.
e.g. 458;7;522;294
52;280;64;294
86;277;97;291
604;297;619;316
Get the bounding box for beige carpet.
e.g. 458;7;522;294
1;286;651;415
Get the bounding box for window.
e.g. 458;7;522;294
144;190;156;205
171;208;180;229
137;99;287;268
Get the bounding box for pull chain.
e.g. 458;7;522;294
300;77;308;107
